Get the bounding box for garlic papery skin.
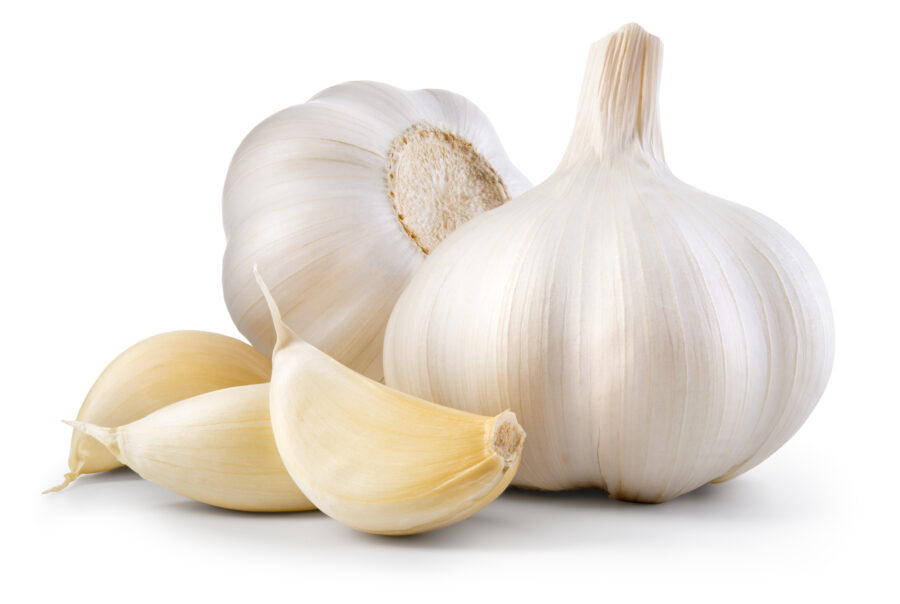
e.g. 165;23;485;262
384;24;834;502
222;82;530;380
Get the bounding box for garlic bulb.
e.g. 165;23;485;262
384;24;834;502
223;82;529;379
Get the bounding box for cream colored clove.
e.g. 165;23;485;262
257;267;524;535
47;331;271;492
66;383;313;512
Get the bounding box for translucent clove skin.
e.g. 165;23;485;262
48;331;271;492
67;383;314;513
256;268;524;535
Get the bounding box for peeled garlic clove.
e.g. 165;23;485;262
66;383;313;512
47;331;271;492
256;268;524;535
384;24;834;502
223;82;530;380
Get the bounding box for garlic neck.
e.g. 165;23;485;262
387;126;510;254
560;23;665;169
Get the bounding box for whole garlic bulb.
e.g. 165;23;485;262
223;82;529;379
384;24;834;502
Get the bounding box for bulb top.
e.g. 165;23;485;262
561;22;665;168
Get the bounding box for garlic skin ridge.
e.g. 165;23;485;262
384;24;835;502
223;81;530;380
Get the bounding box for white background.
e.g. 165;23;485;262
4;0;898;601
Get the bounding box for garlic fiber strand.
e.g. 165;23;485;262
384;24;834;502
223;82;530;380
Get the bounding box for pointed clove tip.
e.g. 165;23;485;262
42;472;76;495
62;419;92;438
252;264;294;350
252;265;277;319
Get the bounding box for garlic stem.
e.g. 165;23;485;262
561;23;664;168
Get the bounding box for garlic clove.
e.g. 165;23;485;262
65;383;314;512
223;81;530;380
47;331;271;493
256;267;524;535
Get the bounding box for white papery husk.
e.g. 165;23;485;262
383;24;835;502
223;82;529;379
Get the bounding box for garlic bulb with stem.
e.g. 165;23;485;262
384;23;834;502
223;82;529;380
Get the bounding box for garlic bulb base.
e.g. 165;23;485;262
388;125;510;254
